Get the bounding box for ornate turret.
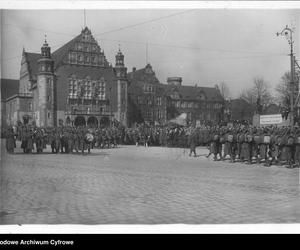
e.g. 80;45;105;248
38;36;54;74
115;47;125;67
36;35;55;127
114;46;128;126
114;47;127;79
41;36;51;58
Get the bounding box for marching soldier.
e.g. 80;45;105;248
294;128;300;168
188;129;197;157
34;127;44;154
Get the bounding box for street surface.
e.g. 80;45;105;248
1;140;299;224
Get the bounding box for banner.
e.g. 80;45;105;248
260;114;282;125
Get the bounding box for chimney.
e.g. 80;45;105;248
132;67;136;72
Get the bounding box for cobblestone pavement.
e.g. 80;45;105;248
1;140;299;224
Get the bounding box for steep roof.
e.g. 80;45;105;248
128;64;161;96
161;84;224;102
1;78;19;101
52;34;81;69
25;52;41;81
128;64;224;102
127;64;160;86
24;27;109;80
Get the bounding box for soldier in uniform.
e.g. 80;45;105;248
252;128;261;164
20;125;28;153
294;128;300;168
34;127;44;154
5;126;16;154
269;128;279;166
212;128;223;161
78;126;86;154
223;128;231;160
188;129;197;157
73;127;80;153
67;127;74;153
285;129;295;168
244;129;253;164
229;128;238;163
26;126;34;154
260;128;270;166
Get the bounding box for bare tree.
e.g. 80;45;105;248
239;76;274;113
275;71;291;108
216;81;231;100
239;88;256;105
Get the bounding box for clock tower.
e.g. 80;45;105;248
114;48;128;126
36;37;55;127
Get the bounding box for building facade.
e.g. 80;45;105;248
16;27;129;127
127;64;167;126
128;64;225;126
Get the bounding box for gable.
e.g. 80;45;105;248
52;27;109;69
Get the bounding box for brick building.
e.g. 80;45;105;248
127;64;167;126
127;64;225;126
5;27;128;128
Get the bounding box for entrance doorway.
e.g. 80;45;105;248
74;116;86;126
87;116;98;127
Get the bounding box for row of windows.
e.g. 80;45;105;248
144;109;164;119
172;101;223;109
68;79;106;100
143;84;155;93
170;92;206;101
69;52;106;65
76;42;99;53
137;96;162;105
173;101;198;109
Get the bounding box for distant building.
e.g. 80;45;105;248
1;79;21;130
226;98;255;122
2;27;129;128
128;64;225;126
127;64;167;126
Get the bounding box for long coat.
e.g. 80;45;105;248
5;129;15;153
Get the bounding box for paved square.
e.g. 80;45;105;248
1;140;299;224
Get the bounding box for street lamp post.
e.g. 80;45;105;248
277;25;295;127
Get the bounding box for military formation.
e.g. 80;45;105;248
201;125;300;168
3;122;300;168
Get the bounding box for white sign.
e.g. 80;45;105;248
260;114;282;125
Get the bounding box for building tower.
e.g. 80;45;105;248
36;37;55;127
114;47;128;126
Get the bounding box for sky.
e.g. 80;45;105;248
1;5;300;98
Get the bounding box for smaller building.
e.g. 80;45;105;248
127;64;167;126
1;78;21;131
127;64;225;126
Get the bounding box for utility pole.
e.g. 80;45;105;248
277;25;295;127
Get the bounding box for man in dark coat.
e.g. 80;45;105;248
188;130;197;157
5;127;15;154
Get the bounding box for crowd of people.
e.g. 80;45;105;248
3;122;300;168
